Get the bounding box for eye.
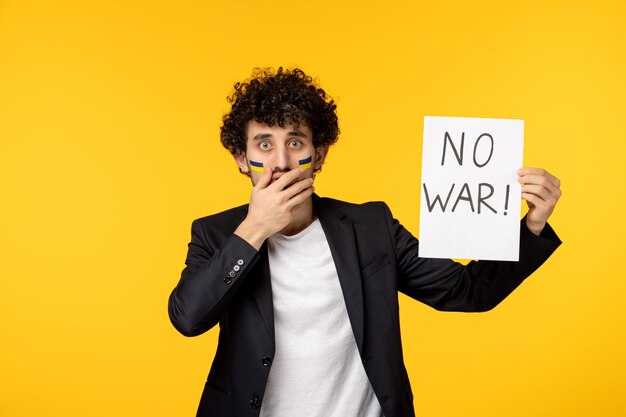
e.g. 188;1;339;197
289;140;302;148
259;141;271;150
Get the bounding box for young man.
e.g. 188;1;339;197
168;67;562;417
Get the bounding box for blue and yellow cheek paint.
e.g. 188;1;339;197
248;156;313;172
248;160;264;173
298;156;312;170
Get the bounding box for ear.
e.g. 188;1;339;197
234;152;249;174
314;146;329;170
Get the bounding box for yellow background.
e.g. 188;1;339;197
1;0;624;416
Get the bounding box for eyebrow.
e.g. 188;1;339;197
252;130;309;141
287;130;308;138
252;133;272;141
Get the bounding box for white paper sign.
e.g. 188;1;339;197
419;116;524;261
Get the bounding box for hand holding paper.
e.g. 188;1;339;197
518;167;562;235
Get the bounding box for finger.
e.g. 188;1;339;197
269;167;305;190
518;167;560;188
254;165;273;190
518;167;558;184
521;192;550;212
521;184;557;204
282;178;314;200
518;175;559;194
523;177;562;202
518;167;551;177
285;184;315;209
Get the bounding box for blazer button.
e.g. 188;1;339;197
261;356;273;367
250;396;261;409
237;259;244;266
224;276;232;284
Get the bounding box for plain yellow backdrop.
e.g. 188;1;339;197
1;0;624;416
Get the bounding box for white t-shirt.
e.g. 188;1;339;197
259;219;384;417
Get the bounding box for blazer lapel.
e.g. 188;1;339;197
314;195;365;355
252;243;275;343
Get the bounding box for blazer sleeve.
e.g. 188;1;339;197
382;202;562;312
168;218;260;336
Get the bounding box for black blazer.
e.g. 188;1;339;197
168;194;561;417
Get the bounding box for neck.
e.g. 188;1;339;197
278;196;315;236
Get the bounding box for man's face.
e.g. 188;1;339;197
235;120;327;185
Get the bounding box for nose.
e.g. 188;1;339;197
273;146;290;171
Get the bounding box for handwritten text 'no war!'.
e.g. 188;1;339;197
422;132;512;216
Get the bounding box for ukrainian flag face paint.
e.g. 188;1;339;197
248;160;264;173
298;156;312;170
248;156;313;173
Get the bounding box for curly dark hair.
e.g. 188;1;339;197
220;67;340;159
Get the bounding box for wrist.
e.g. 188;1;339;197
525;217;546;236
234;217;270;250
